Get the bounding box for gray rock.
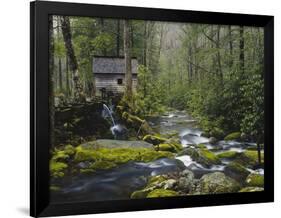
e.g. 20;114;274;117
196;172;241;194
209;137;217;144
163;179;177;190
178;169;194;192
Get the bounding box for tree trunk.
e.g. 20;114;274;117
188;43;193;81
65;56;70;96
216;25;223;82
58;58;63;92
228;26;233;69
116;20;120;56
123;20;133;100
131;23;134;49
100;18;107;56
60;16;83;102
239;26;245;75
57;18;63;93
49;16;55;148
143;22;147;67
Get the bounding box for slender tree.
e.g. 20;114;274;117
143;21;147;67
65;56;70;97
116;20;120;56
239;26;245;75
228;26;233;69
60;16;83;102
123;20;133;99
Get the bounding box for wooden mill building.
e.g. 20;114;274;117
93;56;138;97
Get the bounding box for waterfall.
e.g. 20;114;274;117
102;104;116;126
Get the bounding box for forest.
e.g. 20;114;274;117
49;15;265;202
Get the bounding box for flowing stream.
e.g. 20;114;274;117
148;110;264;178
52;110;263;203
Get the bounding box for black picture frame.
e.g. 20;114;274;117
30;1;274;217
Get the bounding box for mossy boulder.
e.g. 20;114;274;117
217;151;239;159
146;175;167;188
224;132;241;141
131;174;179;199
158;143;182;153
235;150;264;167
51;145;76;162
198;148;221;166
147;189;179;198
178;147;221;167
178;169;195;192
197;172;241;194
131;189;151;199
209;137;218;144
74;146;174;168
143;134;167;145
239;187;264;192
224;162;250;183
50;160;68;178
245;173;264;187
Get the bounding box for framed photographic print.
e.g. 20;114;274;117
30;1;274;217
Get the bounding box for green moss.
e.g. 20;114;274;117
197;144;206;149
217;151;238;159
199;148;221;165
246;174;264;187
50;160;68;178
122;111;144;124
131;189;150;199
244;150;264;163
224;132;241;141
226;162;249;175
64;144;76;155
236;150;264;167
74;146;174;166
90;161;117;170
179;147;220;167
239;187;264;192
224;162;250;183
147;175;167;188
147;189;179;198
143;134;167;145
74;146;97;162
52;150;70;161
139;149;174;162
158;143;182;153
52;145;76;162
80;168;95;174
50;186;61;192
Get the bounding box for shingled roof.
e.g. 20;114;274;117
93;56;138;75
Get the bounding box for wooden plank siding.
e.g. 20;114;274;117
95;74;138;96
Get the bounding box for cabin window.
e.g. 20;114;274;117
117;78;123;85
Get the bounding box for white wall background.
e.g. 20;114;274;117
0;0;279;217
